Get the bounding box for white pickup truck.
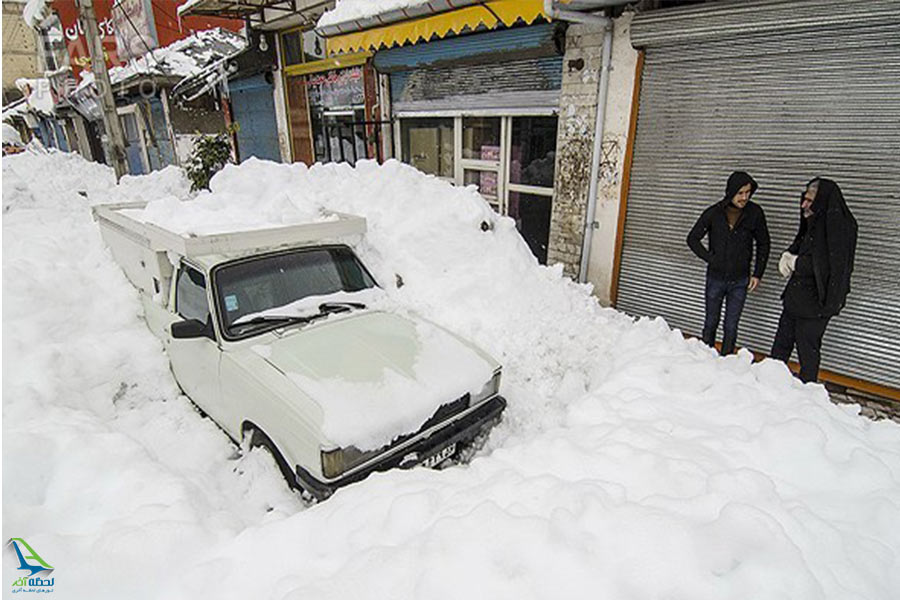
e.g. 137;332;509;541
93;202;506;501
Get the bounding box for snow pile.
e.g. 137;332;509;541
3;150;302;596
2;122;22;145
4;151;900;600
131;165;331;234
318;0;431;27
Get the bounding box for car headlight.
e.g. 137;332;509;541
471;368;501;405
321;445;378;479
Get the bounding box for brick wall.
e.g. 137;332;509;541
547;21;608;277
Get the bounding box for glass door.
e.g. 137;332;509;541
504;116;558;264
459;116;504;212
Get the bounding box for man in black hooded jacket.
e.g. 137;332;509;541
772;178;857;383
687;171;771;355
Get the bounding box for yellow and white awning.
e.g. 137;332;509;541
325;0;549;56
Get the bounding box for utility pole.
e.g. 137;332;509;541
78;0;128;179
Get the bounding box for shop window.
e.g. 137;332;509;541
510;116;557;188
397;114;557;265
464;169;499;211
401;118;454;178
507;192;552;265
281;31;303;66
462;117;501;161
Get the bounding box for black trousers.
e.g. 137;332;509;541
771;311;831;383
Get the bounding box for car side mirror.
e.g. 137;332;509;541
171;318;214;340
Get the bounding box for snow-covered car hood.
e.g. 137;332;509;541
256;310;497;450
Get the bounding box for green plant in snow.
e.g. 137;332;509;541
185;130;233;192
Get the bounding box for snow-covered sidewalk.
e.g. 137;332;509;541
3;150;900;600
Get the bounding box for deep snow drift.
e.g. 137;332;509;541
3;150;900;600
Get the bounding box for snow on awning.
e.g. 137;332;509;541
15;78;56;116
319;0;549;55
178;0;270;18
69;27;246;96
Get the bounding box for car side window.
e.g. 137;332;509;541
175;265;210;323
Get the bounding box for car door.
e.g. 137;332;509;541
166;263;221;416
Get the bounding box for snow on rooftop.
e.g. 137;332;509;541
4;150;900;599
318;0;432;28
105;27;246;87
14;77;55;115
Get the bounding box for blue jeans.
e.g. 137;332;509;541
703;276;749;355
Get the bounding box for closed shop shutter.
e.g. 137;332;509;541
376;23;563;112
619;0;900;389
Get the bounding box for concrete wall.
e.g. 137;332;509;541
585;13;639;306
547;13;639;304
2;0;40;104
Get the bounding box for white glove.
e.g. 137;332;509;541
778;252;798;279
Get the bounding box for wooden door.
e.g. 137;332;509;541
285;74;314;164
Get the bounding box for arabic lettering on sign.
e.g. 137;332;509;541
10;577;55;594
64;17;115;42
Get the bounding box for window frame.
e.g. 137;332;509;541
175;262;211;324
396;112;557;215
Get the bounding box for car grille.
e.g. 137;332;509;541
419;393;471;432
386;393;471;448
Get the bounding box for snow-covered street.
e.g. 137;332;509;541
3;149;900;599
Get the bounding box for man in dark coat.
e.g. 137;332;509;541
772;178;857;383
687;171;771;355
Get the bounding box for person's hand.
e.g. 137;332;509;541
778;252;798;278
748;276;760;292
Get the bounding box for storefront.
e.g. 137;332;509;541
374;22;563;264
615;0;900;395
279;27;383;165
398;114;557;264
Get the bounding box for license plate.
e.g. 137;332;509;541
421;443;456;468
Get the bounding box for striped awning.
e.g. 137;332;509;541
322;0;549;56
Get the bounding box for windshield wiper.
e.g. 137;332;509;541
233;302;367;333
318;301;366;314
235;314;320;329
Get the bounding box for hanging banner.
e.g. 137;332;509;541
112;0;158;61
55;0;121;81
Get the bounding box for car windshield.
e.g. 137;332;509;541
214;246;377;338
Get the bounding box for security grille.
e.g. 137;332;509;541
619;0;900;389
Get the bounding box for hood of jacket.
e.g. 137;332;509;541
794;178;858;316
721;171;759;205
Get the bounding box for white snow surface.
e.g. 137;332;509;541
318;0;431;27
2;123;22;145
4;150;900;600
15;77;55;116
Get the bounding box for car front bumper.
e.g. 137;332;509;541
294;395;507;501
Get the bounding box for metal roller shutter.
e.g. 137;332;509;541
376;23;564;112
619;0;900;389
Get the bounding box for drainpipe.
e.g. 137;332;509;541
544;0;619;283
